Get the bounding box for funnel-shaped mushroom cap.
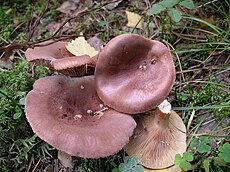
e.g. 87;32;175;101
25;75;136;158
124;110;186;169
95;34;175;114
25;41;97;76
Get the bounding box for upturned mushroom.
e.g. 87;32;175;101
25;75;136;158
124;100;186;169
25;41;97;76
95;34;175;114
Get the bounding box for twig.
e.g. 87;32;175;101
0;31;104;56
52;0;121;37
187;110;195;131
26;158;33;172
0;0;119;59
162;40;186;83
31;158;41;172
27;0;50;42
201;119;215;126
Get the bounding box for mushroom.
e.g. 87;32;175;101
58;150;74;168
25;41;97;76
25;75;136;158
95;34;175;114
124;100;186;169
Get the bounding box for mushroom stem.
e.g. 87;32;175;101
58;150;73;168
153;100;171;128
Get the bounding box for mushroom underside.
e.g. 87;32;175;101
25;41;97;76
124;111;186;169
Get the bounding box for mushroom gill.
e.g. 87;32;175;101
25;41;97;77
124;100;186;169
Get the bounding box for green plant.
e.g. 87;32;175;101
0;0;60;42
218;143;230;163
0;59;50;171
190;136;212;153
175;152;194;171
147;0;195;22
114;156;144;172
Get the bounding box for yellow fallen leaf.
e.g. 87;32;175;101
66;36;98;58
126;11;143;29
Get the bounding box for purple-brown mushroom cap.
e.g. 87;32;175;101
25;75;136;158
95;34;176;114
25;41;97;76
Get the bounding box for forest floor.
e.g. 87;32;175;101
0;0;229;172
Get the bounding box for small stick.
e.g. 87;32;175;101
187;110;195;131
31;158;41;172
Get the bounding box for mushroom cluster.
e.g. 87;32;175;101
25;34;186;170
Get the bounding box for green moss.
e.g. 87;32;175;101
0;59;50;170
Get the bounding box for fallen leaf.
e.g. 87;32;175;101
66;36;98;57
0;59;13;69
87;35;103;51
126;11;143;29
57;0;78;14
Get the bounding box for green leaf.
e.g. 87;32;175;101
19;97;25;105
200;136;212;144
183;152;193;162
112;168;121;172
123;156;139;165
179;161;192;171
190;137;200;148
179;92;188;101
219;143;230;152
218;143;230;163
119;156;144;172
167;9;182;22
147;4;165;15
203;159;210;172
174;154;182;165
0;89;7;97
119;164;144;172
179;0;195;9
218;152;230;163
13;112;22;119
213;157;227;167
159;0;180;8
134;166;144;172
198;144;211;153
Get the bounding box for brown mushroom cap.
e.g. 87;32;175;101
25;75;136;158
25;42;72;61
124;109;186;169
95;34;175;114
25;41;97;76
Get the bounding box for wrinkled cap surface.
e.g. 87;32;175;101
124;110;186;169
25;75;136;158
25;41;97;76
95;34;176;114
